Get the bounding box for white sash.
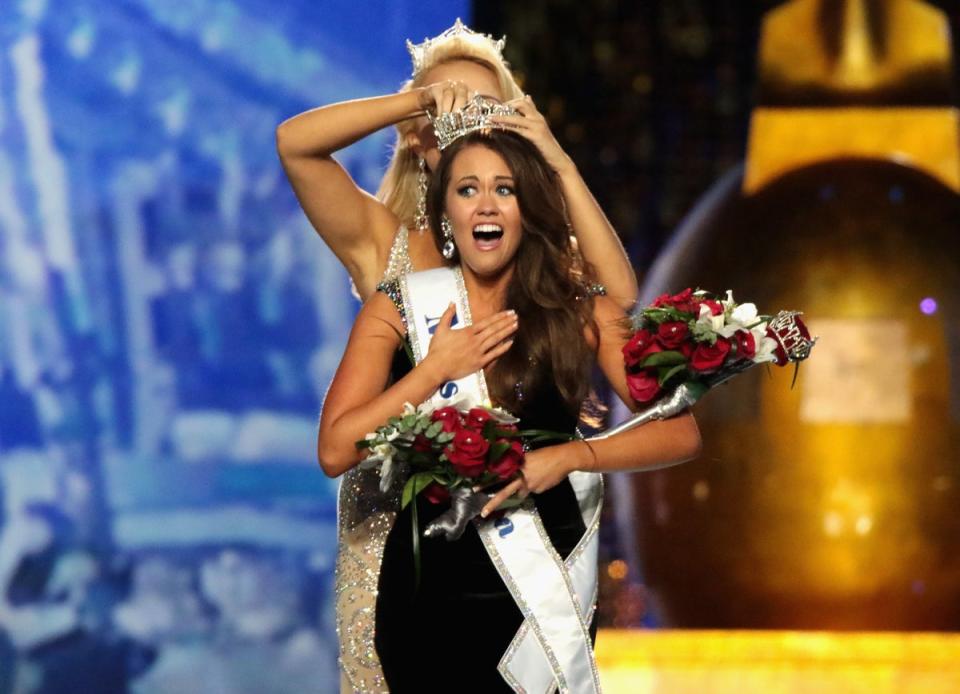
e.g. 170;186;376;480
401;267;603;693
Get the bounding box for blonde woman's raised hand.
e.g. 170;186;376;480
490;95;574;175
420;303;518;384
417;80;473;117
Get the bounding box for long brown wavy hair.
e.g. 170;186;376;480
426;130;598;417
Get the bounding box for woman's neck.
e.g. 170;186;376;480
461;264;513;319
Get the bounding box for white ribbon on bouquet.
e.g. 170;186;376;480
401;267;602;694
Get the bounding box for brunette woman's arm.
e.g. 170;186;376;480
481;295;700;516
318;298;518;477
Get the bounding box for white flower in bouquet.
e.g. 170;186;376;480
697;303;726;334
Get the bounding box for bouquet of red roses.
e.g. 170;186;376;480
357;401;562;542
592;288;815;441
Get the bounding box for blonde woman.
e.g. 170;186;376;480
276;19;637;307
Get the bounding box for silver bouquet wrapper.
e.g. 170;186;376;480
423;487;490;541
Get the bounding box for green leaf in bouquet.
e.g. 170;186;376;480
488;440;511;463
658;363;688;386
643;306;697;324
401;414;417;429
434;469;455;486
425;421;443;438
791;361;801;389
355;438;372;450
409;452;434;468
685;380;709;400
413;418;426;435
436;431;455;444
387;416;401;428
482;420;497;441
690;323;717;344
401;471;436;509
640;350;687;368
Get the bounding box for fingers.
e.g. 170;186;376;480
435;80;469;114
451;81;470;111
490;114;531;131
478;316;518;353
504;95;539;117
472;309;516;333
434;302;457;335
480;336;514;367
480;477;528;518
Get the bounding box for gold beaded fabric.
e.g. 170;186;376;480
334;229;412;692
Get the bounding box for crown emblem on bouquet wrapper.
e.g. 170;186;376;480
406;18;506;77
428;94;519;151
766;310;817;364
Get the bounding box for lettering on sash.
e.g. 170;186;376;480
426;311;459;336
438;381;460;399
495;516;514;537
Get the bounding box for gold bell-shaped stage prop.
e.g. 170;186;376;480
600;1;960;690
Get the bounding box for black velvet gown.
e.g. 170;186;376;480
373;342;593;693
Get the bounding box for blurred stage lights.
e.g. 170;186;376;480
920;297;938;315
607;559;629;581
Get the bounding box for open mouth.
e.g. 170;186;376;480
472;224;504;250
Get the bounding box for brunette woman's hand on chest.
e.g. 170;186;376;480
421;303;519;383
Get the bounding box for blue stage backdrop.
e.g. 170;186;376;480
0;2;466;691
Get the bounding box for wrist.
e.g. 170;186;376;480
419;354;448;386
569;439;598;473
554;155;578;179
411;86;431;115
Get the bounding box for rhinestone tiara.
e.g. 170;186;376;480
428;94;518;151
406;18;506;78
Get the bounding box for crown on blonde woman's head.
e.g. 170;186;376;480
406;18;507;77
428;94;518;151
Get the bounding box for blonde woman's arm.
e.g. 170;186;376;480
491;96;639;309
276;92;421;298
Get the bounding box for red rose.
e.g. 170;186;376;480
412;434;433;453
431;406;462;433
626;369;662;403
423;483;450;505
490;440;524;480
656;321;689;349
464;408;494;431
702;299;723;316
666;288;700;314
623;329;662;368
733;330;756;360
680;341;695;359
652;292;672;308
689;337;732;373
445;428;490;478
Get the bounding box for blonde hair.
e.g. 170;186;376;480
376;36;524;229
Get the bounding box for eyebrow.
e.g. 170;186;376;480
455;174;515;183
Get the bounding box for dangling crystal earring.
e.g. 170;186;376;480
414;157;428;234
441;216;456;259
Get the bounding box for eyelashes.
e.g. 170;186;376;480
455;184;515;197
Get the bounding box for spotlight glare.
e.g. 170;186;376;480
919;298;937;315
